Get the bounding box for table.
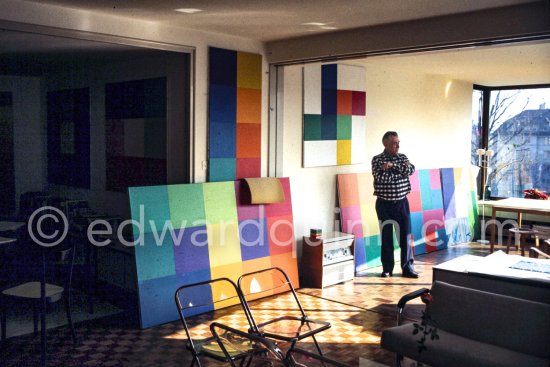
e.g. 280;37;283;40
0;221;25;232
0;236;17;245
433;252;550;304
482;198;550;252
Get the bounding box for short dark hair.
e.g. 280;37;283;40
382;131;398;143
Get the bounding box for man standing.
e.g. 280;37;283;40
372;131;418;278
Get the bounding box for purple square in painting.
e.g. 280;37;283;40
239;218;270;261
173;225;210;273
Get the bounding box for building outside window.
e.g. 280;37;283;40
473;87;550;198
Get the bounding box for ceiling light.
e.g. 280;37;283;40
175;8;203;14
302;22;326;26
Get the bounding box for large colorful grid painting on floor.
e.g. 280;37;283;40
105;77;167;192
303;64;366;167
208;47;262;182
128;177;298;328
337;167;479;271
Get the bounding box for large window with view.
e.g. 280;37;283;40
472;86;550;199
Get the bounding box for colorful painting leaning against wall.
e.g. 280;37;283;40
128;177;298;328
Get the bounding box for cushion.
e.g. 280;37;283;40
381;324;550;367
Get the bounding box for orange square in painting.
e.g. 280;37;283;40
237;88;261;124
407;191;422;212
236;123;261;158
241;257;275;300
270;253;299;288
210;262;244;286
267;215;295;256
337;174;359;207
337;90;353;115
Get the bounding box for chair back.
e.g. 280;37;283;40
238;267;307;332
174;278;254;354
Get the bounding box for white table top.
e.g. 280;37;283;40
0;236;17;245
0;221;25;232
479;198;550;212
434;251;550;283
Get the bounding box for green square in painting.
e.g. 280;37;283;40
128;185;170;234
364;235;382;268
203;181;238;224
168;184;205;229
303;114;322;141
337;115;352;140
209;158;236;182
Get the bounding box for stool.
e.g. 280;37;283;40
506;227;538;256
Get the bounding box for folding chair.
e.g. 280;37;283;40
175;277;286;367
237;267;332;364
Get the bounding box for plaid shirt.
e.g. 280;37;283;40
371;151;415;201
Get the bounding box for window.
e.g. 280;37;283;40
473;86;550;198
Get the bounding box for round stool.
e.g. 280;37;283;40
506;227;538;256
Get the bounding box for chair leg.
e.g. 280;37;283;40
1;305;6;340
33;303;39;334
506;231;513;254
65;297;77;344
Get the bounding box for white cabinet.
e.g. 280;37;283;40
301;232;354;288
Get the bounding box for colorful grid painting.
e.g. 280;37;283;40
441;166;480;244
128;177;298;328
408;169;448;254
337;173;399;272
47;88;90;189
337;167;480;270
303;64;366;167
105;77;167;192
208;47;262;182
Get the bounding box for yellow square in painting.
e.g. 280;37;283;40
337;140;352;165
207;222;241;268
237;52;262;90
209;273;243;310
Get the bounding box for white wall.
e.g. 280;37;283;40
278;62;473;253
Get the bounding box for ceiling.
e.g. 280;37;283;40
20;0;541;42
1;0;549;85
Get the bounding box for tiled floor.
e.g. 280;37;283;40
0;242;495;367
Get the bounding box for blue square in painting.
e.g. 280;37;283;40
209;84;237;124
129;185;170;234
138;274;186;328
353;237;366;272
414;242;426;255
321;64;337;89
239;218;270;261
134;231;176;282
173;226;210;273
431;189;443;209
321;88;337;115
321;114;337;140
209;158;236;182
209;47;237;86
410;212;424;243
209;122;236;158
436;228;449;250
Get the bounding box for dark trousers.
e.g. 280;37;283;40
375;197;414;274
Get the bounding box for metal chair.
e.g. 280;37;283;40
0;239;77;366
237;267;332;364
175;277;286;367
